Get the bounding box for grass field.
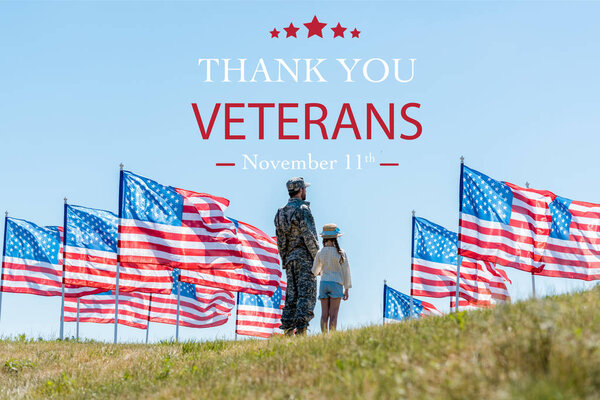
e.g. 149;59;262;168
1;287;600;399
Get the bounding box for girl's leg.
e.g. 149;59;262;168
328;298;342;331
320;298;330;333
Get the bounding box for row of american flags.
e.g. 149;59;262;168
385;160;600;322
0;169;286;341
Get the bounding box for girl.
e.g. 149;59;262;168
312;223;352;333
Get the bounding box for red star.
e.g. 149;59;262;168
350;28;361;38
304;15;327;38
283;23;300;38
270;28;280;38
331;23;346;38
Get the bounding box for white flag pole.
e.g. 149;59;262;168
114;163;124;344
382;280;387;325
525;182;537;299
455;156;465;312
76;298;80;340
59;198;67;340
409;210;415;319
234;292;239;340
0;211;8;323
145;294;152;344
175;276;181;342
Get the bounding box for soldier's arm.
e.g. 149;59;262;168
299;207;319;259
274;212;288;266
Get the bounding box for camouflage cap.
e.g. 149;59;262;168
286;177;311;192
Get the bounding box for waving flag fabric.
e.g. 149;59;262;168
421;300;443;316
459;165;554;273
118;171;242;271
457;257;511;306
539;197;600;281
63;205;171;293
384;284;440;322
180;219;282;296
236;280;286;338
64;291;151;329
148;269;235;328
411;217;459;298
1;218;99;297
450;298;480;311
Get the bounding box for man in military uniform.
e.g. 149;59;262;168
274;177;319;335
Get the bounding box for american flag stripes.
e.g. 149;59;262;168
1;218;100;297
64;291;151;329
118;171;243;271
180;219;282;296
411;217;459;298
450;298;480;311
459;165;554;273
63;204;172;293
458;257;511;306
235;280;286;338
539;196;600;281
148;269;235;328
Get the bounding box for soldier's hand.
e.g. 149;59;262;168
343;289;349;301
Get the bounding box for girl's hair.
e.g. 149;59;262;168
323;238;345;265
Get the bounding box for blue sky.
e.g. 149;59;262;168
1;1;599;342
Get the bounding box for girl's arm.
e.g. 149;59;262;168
341;251;352;290
311;251;322;276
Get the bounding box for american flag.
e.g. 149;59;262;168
235;280;286;338
459;165;554;273
458;257;511;306
384;284;441;323
411;217;459;298
63;204;172;293
63;291;151;329
118;170;243;271
2;218;100;297
450;298;480;311
539;196;600;281
180;219;282;296
148;269;235;328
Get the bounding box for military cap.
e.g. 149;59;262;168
286;177;311;192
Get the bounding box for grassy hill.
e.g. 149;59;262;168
2;287;600;400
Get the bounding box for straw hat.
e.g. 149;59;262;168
320;223;343;238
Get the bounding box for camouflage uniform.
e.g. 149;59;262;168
275;178;319;332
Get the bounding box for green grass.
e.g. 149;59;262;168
2;287;600;399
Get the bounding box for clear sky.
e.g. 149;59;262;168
1;1;599;343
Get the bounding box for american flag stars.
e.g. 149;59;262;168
414;217;458;265
462;166;513;224
270;16;360;39
549;196;572;240
5;219;61;263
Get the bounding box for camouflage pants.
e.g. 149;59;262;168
281;259;316;330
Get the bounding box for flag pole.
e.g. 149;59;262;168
145;294;152;344
525;182;537;299
382;279;387;325
175;274;181;342
234;292;239;340
76;298;80;340
455;156;465;312
409;211;415;319
0;211;8;323
60;198;67;340
114;163;124;344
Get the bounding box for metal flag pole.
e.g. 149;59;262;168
114;163;124;344
145;294;152;344
175;276;181;342
234;292;240;340
454;156;465;313
76;298;80;340
0;211;8;323
382;279;387;325
409;210;415;319
59;198;67;340
525;181;537;299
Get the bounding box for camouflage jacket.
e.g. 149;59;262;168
274;198;319;267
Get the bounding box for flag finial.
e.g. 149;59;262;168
4;211;7;217
412;210;416;217
460;155;464;164
525;182;530;189
64;197;67;204
120;163;124;171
